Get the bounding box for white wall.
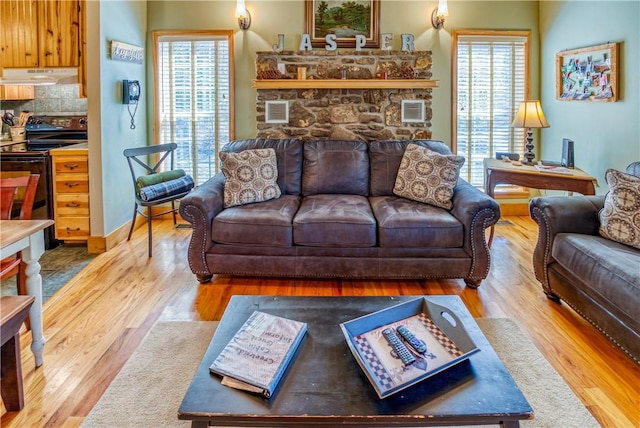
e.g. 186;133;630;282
540;1;640;192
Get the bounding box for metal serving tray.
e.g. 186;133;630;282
340;297;480;399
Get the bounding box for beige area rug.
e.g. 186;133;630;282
81;319;599;428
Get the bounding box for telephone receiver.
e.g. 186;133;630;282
122;80;141;105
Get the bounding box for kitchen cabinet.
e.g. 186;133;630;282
50;146;90;242
0;0;86;95
0;85;34;100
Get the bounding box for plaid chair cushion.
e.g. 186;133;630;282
139;175;194;201
136;169;186;193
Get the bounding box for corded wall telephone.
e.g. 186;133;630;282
123;80;140;129
123;80;140;105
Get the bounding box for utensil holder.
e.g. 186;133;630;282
9;126;26;142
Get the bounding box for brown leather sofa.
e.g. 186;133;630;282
529;162;640;364
179;139;500;287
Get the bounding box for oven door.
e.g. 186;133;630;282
0;152;57;249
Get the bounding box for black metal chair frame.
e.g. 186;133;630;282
123;143;191;257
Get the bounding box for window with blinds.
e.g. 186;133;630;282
453;32;530;187
154;31;234;185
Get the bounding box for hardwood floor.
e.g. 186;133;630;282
1;216;638;427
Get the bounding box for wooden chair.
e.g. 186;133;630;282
1;175;40;330
123;143;192;257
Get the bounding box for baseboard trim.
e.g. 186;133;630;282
87;207;184;254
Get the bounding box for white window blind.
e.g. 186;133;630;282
454;34;528;187
156;35;231;185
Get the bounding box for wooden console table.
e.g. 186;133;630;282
484;158;598;245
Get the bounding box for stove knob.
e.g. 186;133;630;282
79;118;87;125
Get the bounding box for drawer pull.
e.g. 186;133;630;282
65;182;80;188
66;227;81;232
66;202;80;207
64;163;79;169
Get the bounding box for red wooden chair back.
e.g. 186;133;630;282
0;174;40;220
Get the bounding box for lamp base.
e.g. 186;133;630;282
522;128;536;165
431;9;445;29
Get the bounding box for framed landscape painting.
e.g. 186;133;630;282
305;0;380;48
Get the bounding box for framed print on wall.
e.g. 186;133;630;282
305;0;380;48
556;42;619;102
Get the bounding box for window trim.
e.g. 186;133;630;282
151;30;235;148
451;29;531;157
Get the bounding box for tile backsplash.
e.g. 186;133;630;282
0;83;87;116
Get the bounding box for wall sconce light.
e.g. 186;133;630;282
236;0;251;30
431;0;448;30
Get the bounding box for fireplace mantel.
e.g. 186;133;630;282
252;79;439;90
254;50;436;142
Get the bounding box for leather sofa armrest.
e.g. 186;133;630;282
529;195;604;294
450;180;501;283
179;173;226;281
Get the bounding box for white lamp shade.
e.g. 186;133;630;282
437;0;449;17
236;0;247;17
511;100;550;129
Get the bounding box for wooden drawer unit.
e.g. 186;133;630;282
56;194;89;216
55;156;88;174
55;173;89;194
56;216;90;240
50;150;90;242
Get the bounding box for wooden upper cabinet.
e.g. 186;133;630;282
38;0;81;67
0;0;39;68
0;0;82;68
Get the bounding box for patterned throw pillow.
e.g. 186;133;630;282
393;143;465;210
221;148;281;208
599;169;640;249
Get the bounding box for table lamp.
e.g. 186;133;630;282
511;100;549;165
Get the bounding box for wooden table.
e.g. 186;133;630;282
484;158;597;245
179;295;533;427
1;295;35;410
0;219;54;367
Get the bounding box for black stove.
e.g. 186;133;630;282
26;115;88;151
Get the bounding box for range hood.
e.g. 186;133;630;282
0;68;79;85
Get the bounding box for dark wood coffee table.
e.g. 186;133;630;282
179;295;533;427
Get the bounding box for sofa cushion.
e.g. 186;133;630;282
370;196;463;248
301;140;369;196
221;148;281;208
212;195;300;247
599;169;640;249
393;143;465;210
369;140;453;197
221;139;303;196
552;233;640;325
293;194;376;247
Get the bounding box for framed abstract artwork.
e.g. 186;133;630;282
556;42;619;102
305;0;380;48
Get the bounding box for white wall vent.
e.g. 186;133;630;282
265;101;289;124
401;100;425;123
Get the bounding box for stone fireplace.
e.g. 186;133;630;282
254;50;436;142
